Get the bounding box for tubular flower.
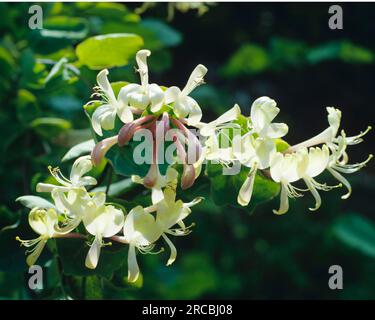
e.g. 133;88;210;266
36;155;97;193
83;198;125;269
165;64;208;125
91;69;133;136
269;152;304;215
118;50;164;113
234;97;288;206
122;206;162;283
155;188;203;266
16;208;74;266
297;145;336;211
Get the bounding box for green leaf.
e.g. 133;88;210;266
141;19;182;47
30;117;72;138
84;276;103;300
76;33;144;70
205;162;280;211
56;238;127;278
16;195;55;210
29;16;89;54
91;178;135;197
222;44;269;77
307;41;374;64
332;213;375;258
16;89;40;125
62;139;95;162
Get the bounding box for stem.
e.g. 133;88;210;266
105;165;113;195
54;233;87;240
110;235;129;244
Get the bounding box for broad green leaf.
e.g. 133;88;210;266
141;19;182;47
205;162;280;211
16;195;55;210
222;44;269;77
29;16;89;54
56;238;127;278
91;178;135;197
308;41;374;64
332;213;375;258
30;117;72;138
76;33;144;70
62;139;95;162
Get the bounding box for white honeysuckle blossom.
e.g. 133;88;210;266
236;136;276;206
118;50;164;113
17;208;75;266
83;197;125;269
51;188;96;232
155;188;203;266
122;206;163;283
132;167;178;204
269;151;304;215
296;145;335;211
234;97;288;206
91;69;134;136
165;64;208;126
36;155;97;193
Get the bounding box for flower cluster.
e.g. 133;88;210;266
201;99;372;214
16;49;371;282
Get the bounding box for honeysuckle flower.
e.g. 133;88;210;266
165;64;207;126
83;198;125;269
248;96;288;139
198;104;241;137
132;167;179;204
16;208;75;266
118;50;164;113
155;188;203;266
91;69;133;136
122;206;163;282
327;129;373;199
269;151;304;215
297;145;338;211
51;188;95;231
36;155;97;193
236;136;276;206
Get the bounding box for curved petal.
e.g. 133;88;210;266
97;69;117;106
164;86;181;104
127;244;140;282
272;183;289;215
181;64;207;96
237;166;257;206
136;50;151;87
26;239;47;266
85;235;102;269
91;104;116;136
162;233;177;266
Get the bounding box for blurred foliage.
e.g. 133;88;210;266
0;2;374;300
222;38;374;77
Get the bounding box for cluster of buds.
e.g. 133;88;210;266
16;49;372;282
